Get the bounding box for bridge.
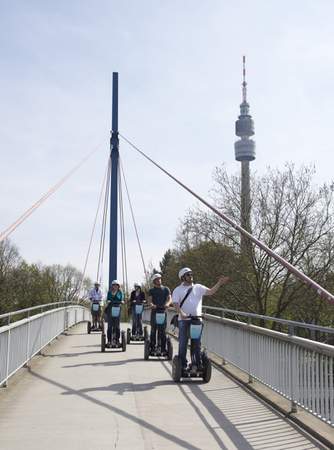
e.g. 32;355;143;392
0;303;333;449
0;73;334;449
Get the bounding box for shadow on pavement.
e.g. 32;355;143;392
28;369;202;450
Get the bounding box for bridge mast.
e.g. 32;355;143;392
109;72;119;287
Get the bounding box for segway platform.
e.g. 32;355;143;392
172;351;212;383
126;326;148;344
144;336;173;360
101;330;126;352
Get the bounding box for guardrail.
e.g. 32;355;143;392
0;303;90;387
144;305;334;426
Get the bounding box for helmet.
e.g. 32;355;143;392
178;267;192;280
94;281;100;286
111;279;120;286
151;273;162;283
134;283;141;288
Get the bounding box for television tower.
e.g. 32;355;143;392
235;56;256;253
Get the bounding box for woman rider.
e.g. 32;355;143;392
105;280;124;347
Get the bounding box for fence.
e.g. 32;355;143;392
144;305;334;426
0;303;89;387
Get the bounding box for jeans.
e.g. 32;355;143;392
107;316;120;343
132;305;143;335
178;319;201;369
150;310;166;351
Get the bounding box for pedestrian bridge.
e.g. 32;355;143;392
0;304;333;449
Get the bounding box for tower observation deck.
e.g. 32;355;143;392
235;56;256;162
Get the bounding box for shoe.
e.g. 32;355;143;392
190;364;198;376
106;342;111;348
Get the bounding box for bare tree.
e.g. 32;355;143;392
174;164;334;322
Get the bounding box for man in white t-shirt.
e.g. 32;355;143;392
89;282;103;329
172;267;229;371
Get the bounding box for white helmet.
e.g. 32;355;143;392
151;273;162;283
178;267;192;280
111;279;120;286
94;281;100;286
134;282;141;288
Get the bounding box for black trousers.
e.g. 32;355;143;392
150;310;166;351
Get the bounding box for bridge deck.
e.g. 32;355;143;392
0;323;327;450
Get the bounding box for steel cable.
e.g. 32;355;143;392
0;145;100;243
120;159;149;286
119;133;334;305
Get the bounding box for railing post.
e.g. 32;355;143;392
4;315;11;387
247;318;253;383
24;310;31;368
288;325;298;413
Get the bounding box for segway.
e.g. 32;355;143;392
101;304;126;352
127;303;148;344
144;308;173;360
172;316;211;383
87;302;103;334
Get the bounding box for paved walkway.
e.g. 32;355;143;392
0;323;328;450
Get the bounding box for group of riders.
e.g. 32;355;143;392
88;268;229;372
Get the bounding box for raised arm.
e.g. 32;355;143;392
206;275;230;296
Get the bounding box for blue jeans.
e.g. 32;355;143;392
178;320;201;369
132;305;143;335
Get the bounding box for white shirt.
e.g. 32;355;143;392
89;288;102;302
172;283;208;317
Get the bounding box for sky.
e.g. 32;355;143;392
1;0;334;292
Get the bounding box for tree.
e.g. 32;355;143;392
169;163;334;323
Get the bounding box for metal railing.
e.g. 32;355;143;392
143;305;334;426
202;306;334;427
0;302;90;387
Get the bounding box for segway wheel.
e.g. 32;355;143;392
202;353;212;383
121;331;126;352
144;339;150;360
87;321;91;334
144;326;148;341
167;337;173;361
172;355;182;382
101;333;106;353
126;328;131;344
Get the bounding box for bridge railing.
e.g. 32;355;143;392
0;303;90;387
142;306;334;427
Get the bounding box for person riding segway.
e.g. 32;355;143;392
171;268;229;382
88;282;103;333
144;273;173;360
127;283;147;343
101;280;126;352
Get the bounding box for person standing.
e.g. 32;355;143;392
105;280;124;347
148;273;171;352
172;267;229;371
88;282;103;329
130;283;146;336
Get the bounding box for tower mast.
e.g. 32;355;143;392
109;72;119;287
234;56;256;253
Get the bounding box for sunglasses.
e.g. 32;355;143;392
185;273;193;277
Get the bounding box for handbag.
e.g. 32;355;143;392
170;287;193;328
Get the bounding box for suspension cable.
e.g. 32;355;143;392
118;167;129;295
96;159;111;285
0;145;101;243
120;158;149;286
119;133;334;305
78;159;109;300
